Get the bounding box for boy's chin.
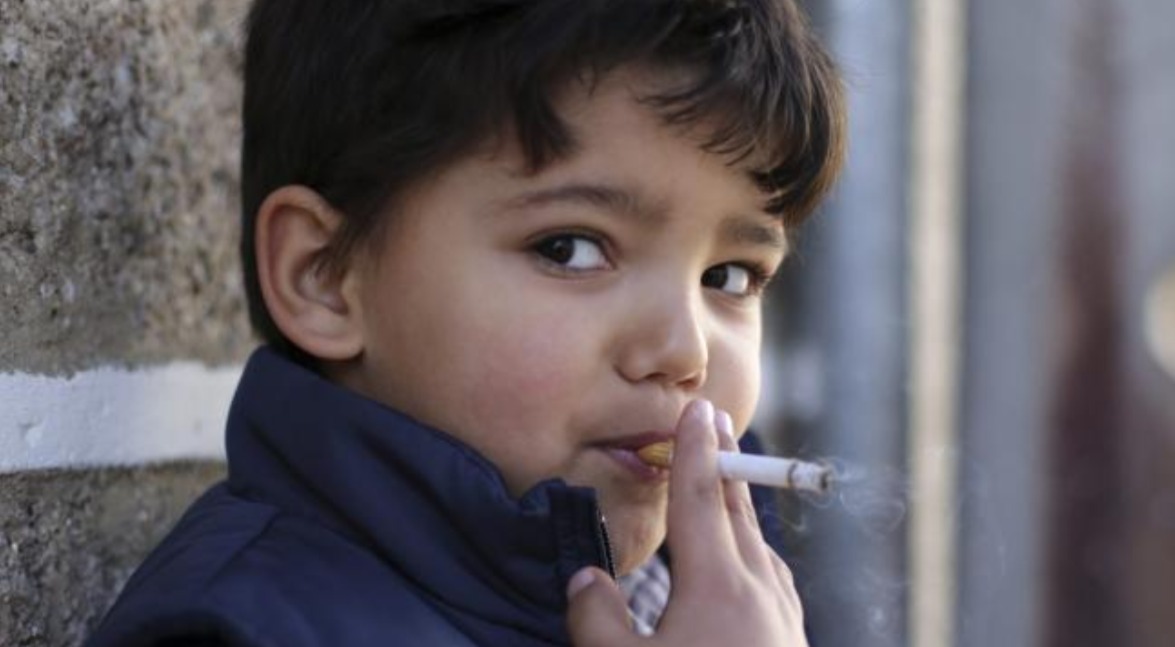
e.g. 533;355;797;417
604;508;667;576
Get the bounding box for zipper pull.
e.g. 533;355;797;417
596;511;617;580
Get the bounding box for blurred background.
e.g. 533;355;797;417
2;1;1172;645
755;1;1175;646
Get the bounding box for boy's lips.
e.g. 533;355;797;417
594;431;674;483
598;431;675;451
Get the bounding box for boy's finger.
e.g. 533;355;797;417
770;552;797;592
714;410;756;519
665;399;736;582
769;553;806;621
565;568;638;647
714;410;772;572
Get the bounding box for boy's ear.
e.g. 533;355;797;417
254;185;364;361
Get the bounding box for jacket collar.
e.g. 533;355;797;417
225;346;612;644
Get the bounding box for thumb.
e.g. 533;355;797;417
565;567;638;647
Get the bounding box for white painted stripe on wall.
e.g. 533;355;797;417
0;362;241;472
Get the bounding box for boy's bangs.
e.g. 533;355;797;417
643;1;846;225
405;0;845;225
527;0;843;225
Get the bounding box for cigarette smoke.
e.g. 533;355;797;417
787;457;909;538
766;457;917;647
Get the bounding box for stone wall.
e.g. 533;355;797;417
1;2;251;645
1;463;226;646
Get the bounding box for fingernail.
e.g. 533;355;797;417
715;409;734;440
567;568;596;599
691;399;715;425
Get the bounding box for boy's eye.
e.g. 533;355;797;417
702;263;762;297
533;234;608;271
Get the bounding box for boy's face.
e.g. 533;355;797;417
334;68;788;575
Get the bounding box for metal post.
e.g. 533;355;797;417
907;0;966;645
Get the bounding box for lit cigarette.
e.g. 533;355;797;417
635;442;832;494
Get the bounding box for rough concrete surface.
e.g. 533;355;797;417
1;0;254;375
0;461;225;647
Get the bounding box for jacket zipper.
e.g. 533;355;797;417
596;511;617;580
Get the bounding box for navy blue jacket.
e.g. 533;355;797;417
87;347;787;646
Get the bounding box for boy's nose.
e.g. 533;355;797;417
614;288;708;390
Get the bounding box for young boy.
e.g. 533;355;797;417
88;1;844;645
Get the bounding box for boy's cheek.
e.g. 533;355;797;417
700;335;763;429
461;333;588;420
476;305;596;382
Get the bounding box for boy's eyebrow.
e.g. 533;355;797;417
496;181;788;253
495;182;667;225
721;216;789;254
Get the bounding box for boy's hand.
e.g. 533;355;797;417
566;400;808;647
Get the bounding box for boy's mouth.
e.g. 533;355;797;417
595;432;674;483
